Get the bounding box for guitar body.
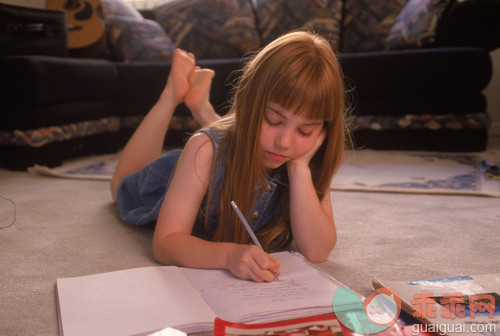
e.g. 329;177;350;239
46;0;106;57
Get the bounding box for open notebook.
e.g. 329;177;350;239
56;251;356;335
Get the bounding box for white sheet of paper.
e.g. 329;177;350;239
57;267;216;336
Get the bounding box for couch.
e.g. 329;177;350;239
1;0;500;170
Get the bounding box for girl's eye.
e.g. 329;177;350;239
264;115;281;126
298;129;313;137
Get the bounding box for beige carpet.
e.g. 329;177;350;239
1;136;499;336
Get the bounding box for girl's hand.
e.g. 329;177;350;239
287;128;326;169
226;245;280;282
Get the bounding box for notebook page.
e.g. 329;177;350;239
181;251;340;323
57;266;216;335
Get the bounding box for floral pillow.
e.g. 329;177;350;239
153;0;261;59
101;0;175;61
106;16;176;62
100;0;143;19
254;0;343;52
341;0;406;52
385;0;452;50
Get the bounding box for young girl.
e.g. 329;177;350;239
111;31;348;283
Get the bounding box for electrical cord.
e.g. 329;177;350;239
0;193;16;229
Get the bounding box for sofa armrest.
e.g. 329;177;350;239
436;0;500;51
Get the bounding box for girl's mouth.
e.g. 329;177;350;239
266;151;288;162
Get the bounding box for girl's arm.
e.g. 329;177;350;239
287;131;337;263
152;133;280;282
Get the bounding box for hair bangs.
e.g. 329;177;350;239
266;43;341;123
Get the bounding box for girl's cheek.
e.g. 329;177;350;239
259;125;270;142
293;139;313;157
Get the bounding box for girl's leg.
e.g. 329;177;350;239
185;68;221;127
111;49;196;201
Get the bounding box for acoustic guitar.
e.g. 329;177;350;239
46;0;106;57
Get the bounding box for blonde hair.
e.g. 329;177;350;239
206;31;349;251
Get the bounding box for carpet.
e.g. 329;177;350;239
28;149;500;197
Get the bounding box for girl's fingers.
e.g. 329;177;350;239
229;245;280;282
251;251;280;282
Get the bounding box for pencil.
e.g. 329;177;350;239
230;201;279;281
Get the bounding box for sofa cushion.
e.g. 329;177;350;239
0;56;117;106
153;0;260;59
254;0;342;52
341;0;405;52
105;16;175;62
385;0;451;50
338;47;492;101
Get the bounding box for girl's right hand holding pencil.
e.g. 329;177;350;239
226;244;280;282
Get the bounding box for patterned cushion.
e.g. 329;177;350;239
153;0;261;59
254;0;342;51
385;0;451;50
341;0;406;52
101;0;143;19
106;16;175;62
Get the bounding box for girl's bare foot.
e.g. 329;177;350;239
185;68;220;127
160;49;196;104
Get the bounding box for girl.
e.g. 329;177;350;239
111;31;349;282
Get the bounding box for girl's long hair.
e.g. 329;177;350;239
206;30;349;252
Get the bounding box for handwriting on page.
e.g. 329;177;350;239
181;253;337;323
199;273;315;302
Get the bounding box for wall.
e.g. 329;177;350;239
484;49;500;136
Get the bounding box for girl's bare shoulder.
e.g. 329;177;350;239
181;131;216;179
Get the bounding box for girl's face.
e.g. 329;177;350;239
259;102;324;172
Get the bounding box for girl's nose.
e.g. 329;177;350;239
275;128;293;150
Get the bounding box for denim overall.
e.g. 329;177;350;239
116;126;289;240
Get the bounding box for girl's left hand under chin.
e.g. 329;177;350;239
287;128;326;169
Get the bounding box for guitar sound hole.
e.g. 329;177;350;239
74;2;93;21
